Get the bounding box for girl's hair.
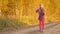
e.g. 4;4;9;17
39;4;44;9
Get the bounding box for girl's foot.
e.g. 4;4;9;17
40;30;45;32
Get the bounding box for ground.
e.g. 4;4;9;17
0;22;60;34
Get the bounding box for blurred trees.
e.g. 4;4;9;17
0;0;60;26
1;0;19;18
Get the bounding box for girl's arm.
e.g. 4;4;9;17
36;9;39;13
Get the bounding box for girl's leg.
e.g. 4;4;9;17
40;20;44;32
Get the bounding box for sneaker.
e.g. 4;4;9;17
40;30;45;32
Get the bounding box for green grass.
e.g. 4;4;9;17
0;18;27;32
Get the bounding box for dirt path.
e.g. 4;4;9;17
0;22;60;34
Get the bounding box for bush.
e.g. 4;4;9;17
0;18;27;32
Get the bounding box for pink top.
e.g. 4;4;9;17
36;7;45;20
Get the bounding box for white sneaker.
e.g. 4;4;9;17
40;30;45;32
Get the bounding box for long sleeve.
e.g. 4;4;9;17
36;9;39;13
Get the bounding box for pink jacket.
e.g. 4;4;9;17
36;7;45;20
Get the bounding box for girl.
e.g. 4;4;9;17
36;4;45;32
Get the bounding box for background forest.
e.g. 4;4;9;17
0;0;60;31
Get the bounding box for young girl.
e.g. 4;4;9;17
36;4;45;32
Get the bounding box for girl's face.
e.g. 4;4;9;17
39;7;43;9
39;4;44;9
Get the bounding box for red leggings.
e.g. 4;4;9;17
39;20;44;31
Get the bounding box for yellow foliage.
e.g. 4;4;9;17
0;0;60;26
20;0;60;26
